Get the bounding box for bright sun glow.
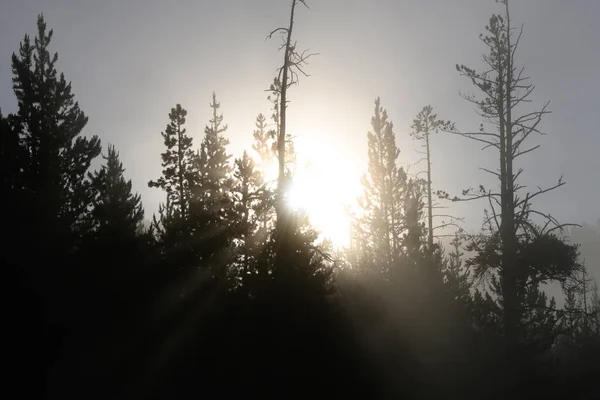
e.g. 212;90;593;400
287;144;362;249
255;139;362;249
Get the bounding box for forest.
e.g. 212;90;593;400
2;0;599;399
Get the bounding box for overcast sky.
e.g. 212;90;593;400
1;0;598;240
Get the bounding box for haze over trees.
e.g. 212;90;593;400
2;1;599;399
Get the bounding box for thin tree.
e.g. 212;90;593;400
148;104;195;220
410;105;456;253
252;113;276;233
267;0;316;230
356;98;408;274
229;150;268;288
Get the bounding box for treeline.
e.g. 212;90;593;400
2;1;599;399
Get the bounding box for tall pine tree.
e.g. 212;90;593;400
12;14;101;256
189;92;234;276
355;97;408;275
149;104;195;220
7;15;101;397
231;151;264;278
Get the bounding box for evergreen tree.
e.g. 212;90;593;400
403;178;426;267
12;14;101;254
84;144;152;318
252;113;274;169
91;144;145;238
148;104;195;220
355;97;408;275
189;92;234;276
231;151;264;279
251;113;277;233
0;110;26;198
410;105;454;253
443;234;472;305
147;104;199;277
6;15;101;397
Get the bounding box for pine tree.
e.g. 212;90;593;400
90;144;145;238
403;178;426;267
443;234;472;305
252;113;274;169
356;97;408;275
251;113;276;233
84;144;150;317
0;110;26;197
196;92;233;204
7;15;101;397
149;104;195;220
189;92;234;276
11;14;102;253
410;105;454;253
231;151;264;278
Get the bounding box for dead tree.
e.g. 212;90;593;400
449;0;577;366
410;105;459;254
266;0;316;231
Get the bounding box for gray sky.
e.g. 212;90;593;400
1;0;598;242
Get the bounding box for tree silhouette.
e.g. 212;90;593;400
451;0;580;374
6;14;102;397
354;97;408;274
12;14;101;256
189;92;234;277
267;0;316;233
2;7;599;400
410;105;456;253
149;104;195;220
91;144;145;237
231;150;264;280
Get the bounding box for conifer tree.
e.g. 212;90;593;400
231;151;264;276
189;92;234;276
85;144;150;317
148;104;195;220
356;97;408;274
251;113;277;232
252;113;273;168
0;110;25;197
403;178;426;266
90;144;145;238
410;105;454;253
11;14;102;253
7;16;101;396
196;92;233;204
443;234;472;305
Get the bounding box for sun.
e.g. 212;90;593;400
286;146;362;249
254;137;362;248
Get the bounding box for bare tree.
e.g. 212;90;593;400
410;105;458;254
267;0;316;230
450;0;578;364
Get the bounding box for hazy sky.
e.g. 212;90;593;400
1;0;598;236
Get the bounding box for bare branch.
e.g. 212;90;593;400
266;27;289;41
515;180;565;208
